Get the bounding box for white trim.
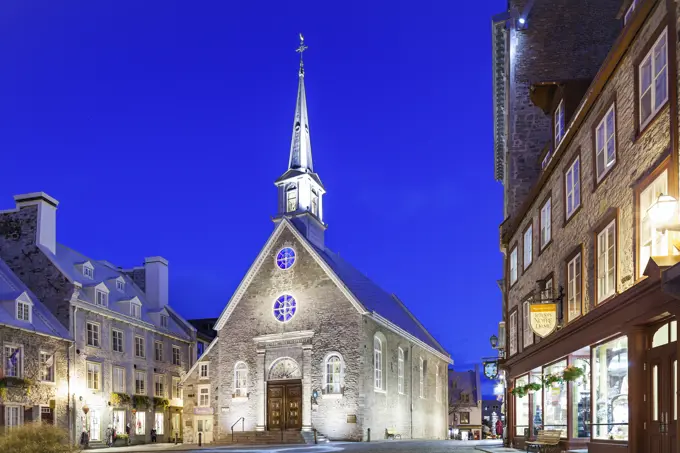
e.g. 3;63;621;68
639;28;669;130
3;343;24;378
134;335;146;358
172;344;182;366
111;328;124;353
252;330;315;344
272;292;299;323
322;351;344;396
39;350;56;383
199;362;210;380
86;321;102;348
154;340;164;362
214;219;366;331
182;338;219;383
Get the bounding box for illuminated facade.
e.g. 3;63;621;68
494;1;680;452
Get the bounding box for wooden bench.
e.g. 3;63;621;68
526;429;561;453
385;428;401;440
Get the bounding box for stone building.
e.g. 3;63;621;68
448;366;482;440
196;40;451;443
0;193;196;445
0;257;72;431
493;0;680;452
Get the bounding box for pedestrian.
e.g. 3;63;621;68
495;419;503;437
151;427;157;443
126;422;131;445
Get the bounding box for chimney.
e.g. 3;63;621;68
14;192;59;255
144;256;169;309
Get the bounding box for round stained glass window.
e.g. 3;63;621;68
273;294;297;322
276;247;296;270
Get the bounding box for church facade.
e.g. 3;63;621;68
183;38;450;442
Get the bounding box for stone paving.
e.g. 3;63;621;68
99;440;510;453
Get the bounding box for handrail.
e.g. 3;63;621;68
231;417;245;442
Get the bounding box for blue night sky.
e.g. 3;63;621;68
1;1;504;395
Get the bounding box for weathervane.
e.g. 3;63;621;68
296;33;308;74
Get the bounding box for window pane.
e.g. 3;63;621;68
572;357;591;438
530;372;543;436
641;91;652;123
515;375;529;436
652;365;659;421
543;360;567;437
655;67;667;109
593;336;628;440
641;57;652;92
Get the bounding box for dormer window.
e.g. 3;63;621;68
286;186;297;212
131;303;141;319
95;289;108;307
311;189;319;217
83;263;94;279
161;315;168;328
116;277;125;292
624;0;637;25
16;301;30;322
554;100;565;148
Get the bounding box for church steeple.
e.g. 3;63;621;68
274;34;326;248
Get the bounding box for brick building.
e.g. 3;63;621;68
190;39;451;443
493;0;680;452
0;193;196;445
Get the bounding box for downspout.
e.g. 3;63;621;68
410;343;414;439
71;306;78;445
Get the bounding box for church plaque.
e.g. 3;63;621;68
346;414;357;424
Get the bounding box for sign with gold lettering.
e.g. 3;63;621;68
529;303;558;337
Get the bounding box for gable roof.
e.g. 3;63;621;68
449;367;480;403
215;218;450;362
0;257;72;340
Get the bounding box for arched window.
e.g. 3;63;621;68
234;362;248;397
397;347;404;395
324;353;343;395
311;189;319;217
374;335;384;391
652;320;677;348
286;185;297;212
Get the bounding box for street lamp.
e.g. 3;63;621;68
648;194;680;231
490;334;499;349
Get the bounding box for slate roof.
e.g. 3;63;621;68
0;257;72;340
39;243;192;341
308;239;448;357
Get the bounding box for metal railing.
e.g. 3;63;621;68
231;417;245;442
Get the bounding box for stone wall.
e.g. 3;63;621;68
505;0;670;356
504;0;622;220
181;345;217;443
0;325;70;431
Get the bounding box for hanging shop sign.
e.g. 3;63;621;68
529;303;558;337
483;361;499;379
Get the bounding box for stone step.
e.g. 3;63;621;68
215;431;305;445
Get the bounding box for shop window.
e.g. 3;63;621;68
135;411;145;435
592;336;628;440
515;375;529;436
571;356;591;438
543;360;567;437
530;371;543;436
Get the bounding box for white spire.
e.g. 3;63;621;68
288;33;313;172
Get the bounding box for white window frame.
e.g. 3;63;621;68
286;186;297;212
324;354;343;395
373;336;384;391
4;344;23;378
523;224;533;270
160;315;168;328
509;247;518;285
172;376;181;399
567;252;583;322
540;198;552;249
509;311;518;357
311;189;319;217
16;300;31;322
565;156;581;220
523;300;533;348
154;341;163;362
154;374;165;397
116;277;125;292
595;104;617;182
113;366;126;393
397;347;404;395
198;384;210;407
199;362;209;380
419;357;425;399
86;361;102;391
135;370;147;395
95;289;108;307
5;405;23;429
554;99;565;148
135;336;145;358
131;302;141;319
83;263;94;279
172;345;181;366
597;219;617;303
234;362;248;397
86;322;101;348
40;351;55;383
112;328;124;353
639;29;668;129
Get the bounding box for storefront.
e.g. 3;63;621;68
504;263;680;453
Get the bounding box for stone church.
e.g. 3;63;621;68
182;38;451;442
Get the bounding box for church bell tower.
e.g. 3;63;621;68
274;34;326;248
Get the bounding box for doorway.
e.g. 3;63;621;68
267;381;302;430
40;407;54;425
195;417;213;444
89;410;101;442
647;320;677;453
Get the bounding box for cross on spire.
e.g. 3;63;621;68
296;33;308;75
